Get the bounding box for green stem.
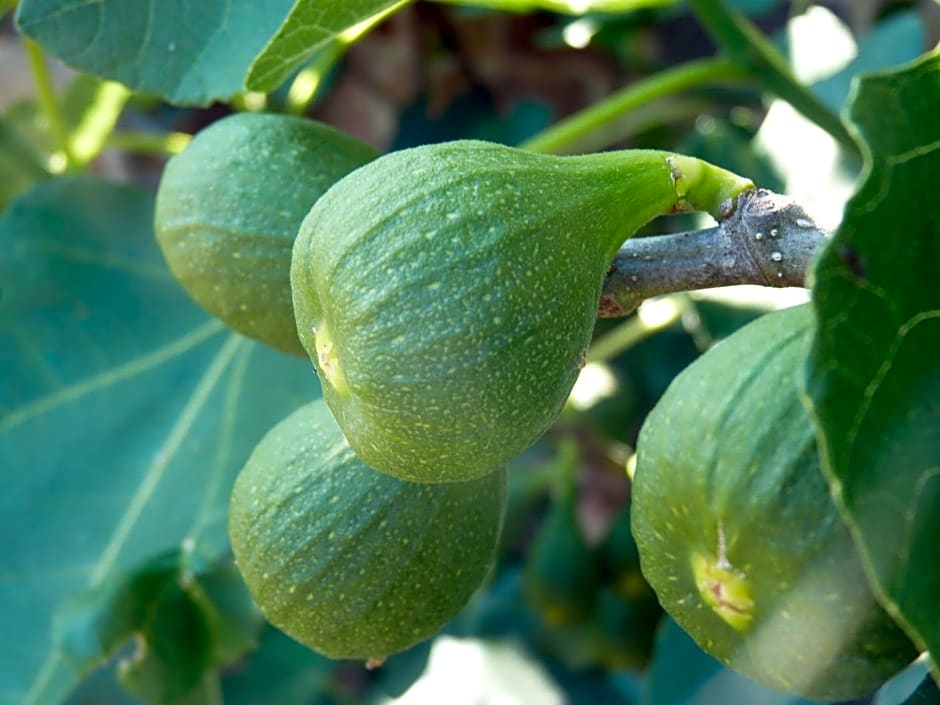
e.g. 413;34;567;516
285;40;348;116
106;130;191;156
520;57;746;154
230;91;269;113
24;38;76;170
687;0;859;156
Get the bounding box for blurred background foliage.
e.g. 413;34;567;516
1;1;938;704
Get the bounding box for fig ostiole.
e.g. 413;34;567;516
290;139;753;482
154;112;377;355
631;304;917;701
228;398;507;662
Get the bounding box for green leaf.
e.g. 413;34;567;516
14;0;295;105
0;177;320;705
53;553;185;679
53;552;261;703
187;558;262;667
803;48;940;679
114;576;212;704
245;0;408;92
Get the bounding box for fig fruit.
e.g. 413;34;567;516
577;507;662;670
587;586;662;670
155;113;377;355
631;305;917;700
597;506;652;601
228;399;507;661
523;492;599;626
291;140;752;481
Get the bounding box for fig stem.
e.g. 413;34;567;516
599;188;829;318
284;2;403;116
520;57;746;155
519;57;746;154
23;38;76;170
107;130;191;156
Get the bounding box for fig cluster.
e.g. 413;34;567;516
155;112;914;700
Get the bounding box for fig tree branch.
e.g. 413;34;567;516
599;188;829;318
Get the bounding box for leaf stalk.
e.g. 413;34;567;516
521;56;747;154
23;38;76;170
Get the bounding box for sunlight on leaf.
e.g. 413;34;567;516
246;0;409;93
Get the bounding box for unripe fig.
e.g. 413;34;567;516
291;140;752;481
523;493;599;626
631;305;917;701
228;399;507;661
155;113;377;355
586;586;662;670
598;507;657;603
587;508;663;670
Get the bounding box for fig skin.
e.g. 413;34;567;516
155;113;377;355
291;139;752;482
631;305;917;701
228;399;507;661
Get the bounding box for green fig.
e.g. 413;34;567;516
155;113;377;355
631;305;917;700
291;140;752;481
228;399;507;661
587;586;662;670
598;507;654;602
523;492;600;626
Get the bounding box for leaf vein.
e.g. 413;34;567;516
0;320;223;434
846;309;940;450
89;334;244;585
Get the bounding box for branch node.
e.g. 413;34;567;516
599;189;830;319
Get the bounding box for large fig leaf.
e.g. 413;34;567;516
0;178;320;705
803;49;940;675
14;0;294;105
245;0;408;92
